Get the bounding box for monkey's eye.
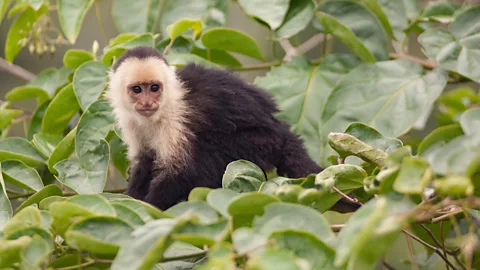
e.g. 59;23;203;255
132;86;142;94
151;84;160;92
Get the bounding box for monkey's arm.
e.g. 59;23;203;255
127;150;156;200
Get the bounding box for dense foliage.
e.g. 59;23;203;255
0;0;480;269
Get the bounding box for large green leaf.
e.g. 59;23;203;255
238;0;289;30
72;61;109;111
0;138;45;167
5;6;46;62
109;133;129;178
47;127;76;174
28;67;72;97
245;247;305;270
206;189;239;217
0;0;11;23
41;84;80;135
27;101;49;141
316;0;390;62
168;18;202;40
316;60;447;166
376;0;409;41
31;133;63;158
460;107;480;136
63;49;94;69
20;235;51;269
335;194;415;269
255;55;360;164
253;202;336;247
202;28;266;61
112;0;163;34
417;124;463;156
15;184;63;213
393;157;432;194
165;201;218;224
1;160;43;191
0;237;32;268
0;107;21;129
5;86;49;105
65;216;134;255
159;0;228;37
419;6;480;83
2;206;42;237
190;46;241;67
111;219;178;270
222;160;266;193
228;193;280;229
57;0;94;43
275;0;315;39
0;163;12;230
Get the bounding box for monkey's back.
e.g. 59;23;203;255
176;64;280;133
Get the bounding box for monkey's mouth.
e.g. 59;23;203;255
136;109;158;117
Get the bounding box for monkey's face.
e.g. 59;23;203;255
106;56;180;121
127;81;162;117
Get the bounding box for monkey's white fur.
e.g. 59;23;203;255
105;57;193;169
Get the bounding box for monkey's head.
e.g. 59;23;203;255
105;46;182;120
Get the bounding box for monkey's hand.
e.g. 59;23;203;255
127;150;156;200
143;169;191;210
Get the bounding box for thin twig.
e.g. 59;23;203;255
383;261;396;270
231;60;282;71
333;187;363;206
402;230;458;270
162;250;207;262
0;57;35;81
297;33;329;55
389;52;437;69
56;259;95;270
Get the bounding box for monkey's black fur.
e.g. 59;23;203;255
122;47;359;213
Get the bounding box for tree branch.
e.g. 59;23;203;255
279;39;298;61
297;33;330;55
0;57;35;81
389;52;437;69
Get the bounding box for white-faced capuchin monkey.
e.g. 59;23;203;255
105;46;359;213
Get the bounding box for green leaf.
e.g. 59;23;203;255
27;101;49;141
188;187;211;202
72;61;109;111
253;202;336;246
109;133;129;178
420;2;461;24
1;160;43;191
433;175;474;198
393;157;432;194
20;235;51;269
228;193;280;229
110;198;171;222
0;137;45;167
335;194;415;268
255;55;360;163
3;206;41;237
202;28;266;61
315;13;374;63
5;6;46;62
274;0;314;39
246;247;305;270
419;6;480;83
63;49;94;69
418;124;463;158
165;53;219;68
238;0;289;30
0;163;12;230
28;67;72;97
173;219;228;248
15;184;63;213
206;189;239;217
344;123;403;154
269;230;340;269
111;219;178;270
31;133;63;158
0;0;12;23
57;0;94;43
159;0;228;37
41;83;80;135
0;237;32;268
111;202;145;227
0;107;21;129
166;201;218;224
317;60;447;167
317;0;390;61
112;0;163;34
190;46;241;67
65;216;134;255
169;19;202;40
54;139;109;194
222;160;266;193
47;127;76;174
67;194;116;216
5;86;49;105
377;0;410;41
460;108;480;136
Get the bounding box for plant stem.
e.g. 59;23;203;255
151;0;166;34
0;57;36;81
55;259;95;270
389;52;437;69
231;60;282;71
162;250;207;262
